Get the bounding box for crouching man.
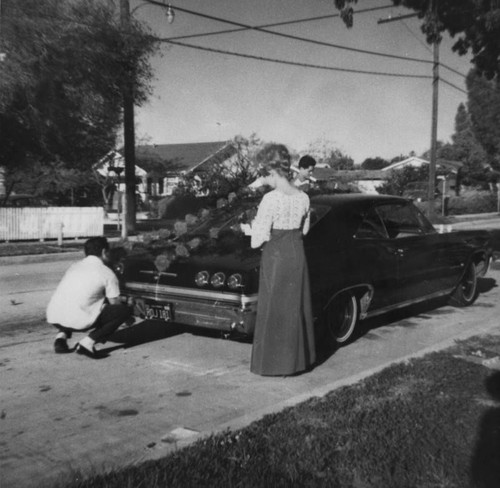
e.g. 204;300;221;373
47;236;131;359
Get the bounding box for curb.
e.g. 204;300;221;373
0;251;83;266
162;321;500;457
0;237;135;266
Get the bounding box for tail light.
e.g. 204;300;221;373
195;271;210;287
210;272;226;288
227;273;243;290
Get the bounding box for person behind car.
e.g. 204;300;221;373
293;155;317;192
241;144;316;376
46;236;131;359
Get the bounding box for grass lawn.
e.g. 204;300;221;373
56;334;500;488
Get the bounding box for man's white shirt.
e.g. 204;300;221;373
46;255;120;330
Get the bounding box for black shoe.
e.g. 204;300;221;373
54;338;71;354
76;344;108;359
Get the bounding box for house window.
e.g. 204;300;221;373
147;178;153;195
165;177;178;195
158;178;164;195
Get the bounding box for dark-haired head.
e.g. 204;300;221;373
298;155;317;170
84;237;109;257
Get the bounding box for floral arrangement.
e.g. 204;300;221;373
113;190;261;266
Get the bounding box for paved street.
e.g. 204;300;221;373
0;259;74;332
1;254;500;487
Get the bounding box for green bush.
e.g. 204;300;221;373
447;190;498;215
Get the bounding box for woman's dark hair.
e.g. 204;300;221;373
84;237;109;257
255;143;291;179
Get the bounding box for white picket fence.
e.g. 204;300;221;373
0;207;104;242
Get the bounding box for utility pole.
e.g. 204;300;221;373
378;6;440;219
427;38;439;218
0;0;6;62
120;0;136;238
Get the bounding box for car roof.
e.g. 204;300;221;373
309;194;412;238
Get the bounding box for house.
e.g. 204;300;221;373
331;170;387;193
95;141;239;202
382;156;429;172
383;156;463;196
290;165;386;194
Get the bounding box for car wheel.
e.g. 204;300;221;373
449;262;478;307
325;292;358;344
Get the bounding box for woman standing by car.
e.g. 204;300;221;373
242;144;316;376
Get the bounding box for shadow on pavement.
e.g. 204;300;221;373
105;320;253;353
478;276;497;294
106;320;185;350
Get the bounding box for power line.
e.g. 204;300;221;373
164;5;394;41
441;77;467;95
6;1;471;86
8;1;470;81
397;19;468;79
439;62;467;79
147;0;434;65
153;1;469;80
400;19;432;54
163;38;432;79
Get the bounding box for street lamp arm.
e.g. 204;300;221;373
131;0;174;22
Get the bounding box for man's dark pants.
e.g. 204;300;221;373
52;303;132;343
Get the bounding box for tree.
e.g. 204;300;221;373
305;139;355;170
449;102;490;188
329;153;355;171
0;0;158;199
392;0;500;79
176;136;261;198
377;165;430;196
389;152;415;165
360;157;390;170
466;70;500;164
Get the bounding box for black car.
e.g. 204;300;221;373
115;193;492;344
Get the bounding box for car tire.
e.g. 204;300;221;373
449;262;478;307
325;292;359;344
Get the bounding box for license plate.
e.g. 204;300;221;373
144;303;173;322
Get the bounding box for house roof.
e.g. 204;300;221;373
331;170;387;180
382;156;428;171
291;166;387;182
132;141;235;175
383;156;463;173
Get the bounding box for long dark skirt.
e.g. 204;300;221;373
250;229;316;376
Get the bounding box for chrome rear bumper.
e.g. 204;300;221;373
121;281;258;335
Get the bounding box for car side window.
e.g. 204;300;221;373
355;208;388;239
376;203;424;239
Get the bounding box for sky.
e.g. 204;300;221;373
131;0;473;165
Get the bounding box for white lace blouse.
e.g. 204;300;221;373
249;190;311;248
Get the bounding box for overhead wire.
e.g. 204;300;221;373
7;1;471;91
397;18;468;79
165;37;468;96
164;5;394;41
441;78;467;95
164;38;432;79
150;0;471;82
146;0;434;65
